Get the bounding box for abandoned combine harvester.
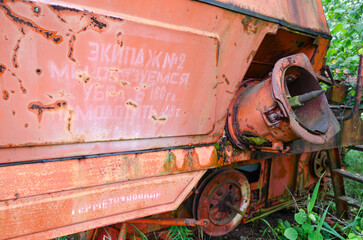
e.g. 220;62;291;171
0;0;362;239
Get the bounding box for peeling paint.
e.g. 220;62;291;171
7;69;26;94
151;114;167;123
0;3;63;44
222;74;230;85
0;64;6;75
67;110;74;133
68;35;77;62
12;37;22;68
2;90;9;100
28;100;68;122
77;72;90;84
125;100;138;110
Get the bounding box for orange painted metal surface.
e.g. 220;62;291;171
0;0;278;163
0;145;240;201
1;0;362;239
201;0;330;37
0;170;205;239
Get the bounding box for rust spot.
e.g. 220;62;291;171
28;100;68;122
222;74;230;85
164;152;177;173
241;16;258;34
48;5;69;23
24;123;29;128
151;114;167;123
12;37;22;68
50;5;81;13
116;32;123;47
77;72;90;84
7;69;27;94
247;50;256;63
111;76;129;86
247;124;254;130
67;110;74;133
2;90;9;100
0;3;63;44
76;25;88;34
12;111;15;115
68;34;76;62
213;81;224;89
105;15;124;22
107;91;120;97
10;90;14;94
141;83;150;89
47;94;53;98
183;149;201;171
125;100;138;110
109;68;120;72
90;16;107;31
0;64;6;75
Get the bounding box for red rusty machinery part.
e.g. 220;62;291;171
192;169;250;236
227;53;340;153
126;218;209;227
310;151;328;178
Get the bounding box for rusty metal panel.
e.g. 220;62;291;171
268;155;298;200
0;170;206;239
0;146;219;201
197;0;330;37
0;0;217;147
0;0;279;163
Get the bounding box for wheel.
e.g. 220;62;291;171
192;169;250;236
310;151;328;178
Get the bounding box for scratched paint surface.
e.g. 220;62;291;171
0;0;217;147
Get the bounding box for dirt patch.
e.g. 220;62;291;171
207;208;295;240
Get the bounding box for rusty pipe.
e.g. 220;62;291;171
337;55;363;121
225;201;247;217
126;218;209;227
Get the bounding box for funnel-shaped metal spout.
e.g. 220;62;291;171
288;89;325;108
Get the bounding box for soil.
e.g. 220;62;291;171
207;208;295;240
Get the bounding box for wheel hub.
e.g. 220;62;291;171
208;181;241;225
311;151;328;178
193;169;250;236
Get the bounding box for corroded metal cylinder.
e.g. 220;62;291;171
227;54;340;153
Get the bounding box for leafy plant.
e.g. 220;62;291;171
166;225;194;240
262;172;363;240
322;0;363;80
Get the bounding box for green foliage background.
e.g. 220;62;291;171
322;0;363;79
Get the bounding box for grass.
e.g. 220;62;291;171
343;149;363;203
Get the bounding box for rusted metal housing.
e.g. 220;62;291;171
0;0;362;239
227;54;340;153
